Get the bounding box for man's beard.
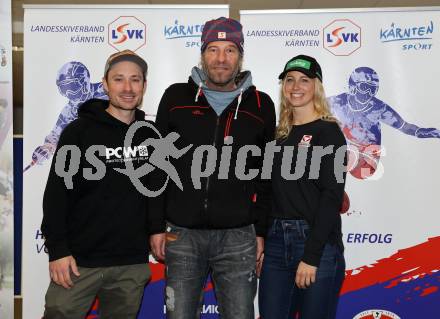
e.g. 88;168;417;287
201;58;242;88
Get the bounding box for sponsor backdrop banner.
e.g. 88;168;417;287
241;7;440;319
0;0;14;317
23;5;227;318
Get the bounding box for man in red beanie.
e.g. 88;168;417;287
149;17;275;318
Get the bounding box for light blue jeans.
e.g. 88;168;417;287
164;223;257;319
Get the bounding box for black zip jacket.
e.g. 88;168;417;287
148;77;276;236
41;99;154;267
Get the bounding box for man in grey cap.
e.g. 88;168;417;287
41;50;152;318
149;17;275;318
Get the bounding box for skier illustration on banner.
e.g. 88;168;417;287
24;61;108;171
328;66;440;180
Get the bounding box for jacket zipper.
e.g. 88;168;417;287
202;88;249;213
204;116;220;212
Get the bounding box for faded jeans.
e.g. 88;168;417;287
164;223;257;319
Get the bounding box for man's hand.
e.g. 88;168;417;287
150;233;166;261
49;255;80;289
295;261;317;289
256;236;264;277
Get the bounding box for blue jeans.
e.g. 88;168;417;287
258;219;345;319
165;223;257;319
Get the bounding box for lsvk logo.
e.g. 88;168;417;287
323;19;361;56
108;16;146;52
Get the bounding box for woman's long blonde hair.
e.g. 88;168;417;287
276;77;336;140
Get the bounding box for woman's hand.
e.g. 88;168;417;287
295;261;317;289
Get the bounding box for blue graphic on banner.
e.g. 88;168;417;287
29;25;106;44
244;29;321;47
111;27;144;41
380;21;433;41
337;275;438;319
326;29;359;44
164;20;204;39
25;61;107;171
30;25;104;33
346;233;393;244
327;66;440;180
164;20;205;48
338;236;439;318
380;21;434;51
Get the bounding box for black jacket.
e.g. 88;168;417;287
149;77;276;236
41;99;154;267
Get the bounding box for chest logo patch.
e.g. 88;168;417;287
299;134;313;147
192;110;204;116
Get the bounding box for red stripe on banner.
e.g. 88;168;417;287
420;286;438;297
149;261;165;283
204;282;214;292
341;236;440;295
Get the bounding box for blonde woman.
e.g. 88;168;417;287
259;55;346;319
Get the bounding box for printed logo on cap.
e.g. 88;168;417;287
288;59;311;70
323;19;361;56
108;16;146;52
353;309;401;319
218;32;227;39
